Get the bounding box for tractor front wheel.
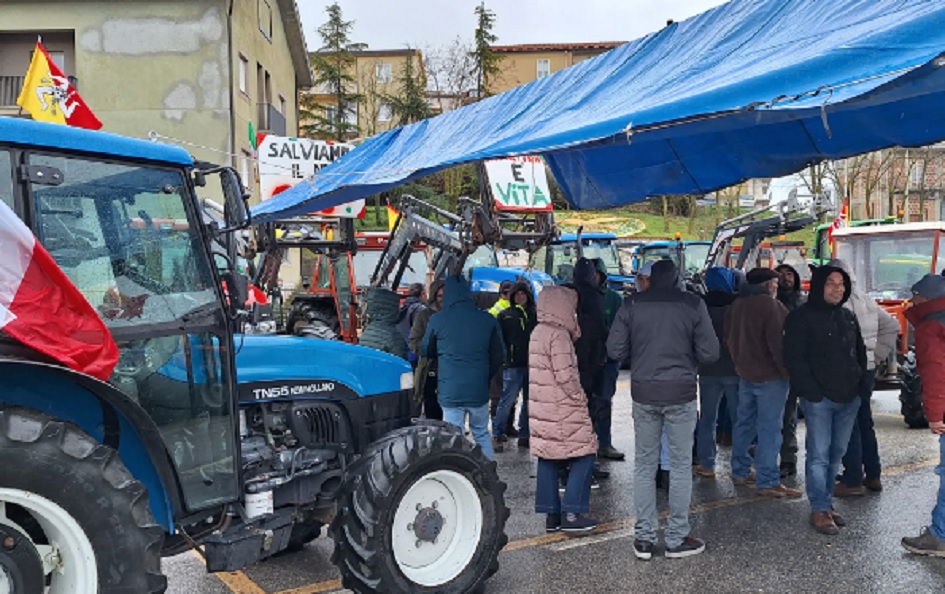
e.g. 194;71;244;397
331;423;508;593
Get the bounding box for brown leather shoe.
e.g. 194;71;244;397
830;510;846;527
834;482;865;497
693;465;716;478
810;511;840;535
757;484;803;498
732;470;756;485
864;477;883;492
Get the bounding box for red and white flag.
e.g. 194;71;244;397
0;201;118;381
826;200;849;250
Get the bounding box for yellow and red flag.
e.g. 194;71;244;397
387;203;401;232
16;41;102;130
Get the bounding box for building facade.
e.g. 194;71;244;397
303;48;425;140
489;42;625;95
0;0;312;195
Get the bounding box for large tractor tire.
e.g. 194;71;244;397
330;423;508;593
287;298;340;341
899;350;928;429
0;408;166;593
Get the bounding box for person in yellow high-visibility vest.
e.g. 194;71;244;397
488;280;514;318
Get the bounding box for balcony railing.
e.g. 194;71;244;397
0;75;79;108
257;102;286;136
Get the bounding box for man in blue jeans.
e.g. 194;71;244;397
695;267;740;478
901;274;945;556
725;268;801;498
494;282;536;448
607;260;718;560
422;275;505;460
784;265;867;535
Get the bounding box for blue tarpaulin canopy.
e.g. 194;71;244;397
253;0;945;222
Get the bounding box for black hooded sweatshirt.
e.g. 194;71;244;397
783;265;867;403
573;257;608;395
497;282;537;368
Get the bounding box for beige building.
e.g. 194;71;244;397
489;42;625;95
304;48;425;140
0;0;312;194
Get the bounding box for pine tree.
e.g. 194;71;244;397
470;2;503;98
383;49;434;127
300;2;362;141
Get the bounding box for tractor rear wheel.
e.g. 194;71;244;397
899;350;928;429
0;408;165;593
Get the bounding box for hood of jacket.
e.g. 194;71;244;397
775;264;802;295
508;281;535;310
537;285;581;341
573;257;599;290
704;266;736;294
649;259;680;291
808;265;852;308
441;275;473;310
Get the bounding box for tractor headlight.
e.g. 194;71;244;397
400;371;415;391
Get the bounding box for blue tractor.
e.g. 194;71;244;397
635;238;713;281
533;232;635;292
0;118;507;593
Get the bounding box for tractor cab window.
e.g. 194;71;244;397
28;153;238;511
835;232;936;300
29;155;218;326
683;243;711;277
577;240;624;276
463;245;498;272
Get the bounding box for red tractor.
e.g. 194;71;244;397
831;221;945;428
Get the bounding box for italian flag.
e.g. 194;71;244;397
16;41;102;130
0;201;118;381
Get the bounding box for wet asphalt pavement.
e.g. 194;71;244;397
164;373;945;593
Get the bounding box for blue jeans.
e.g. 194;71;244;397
494;368;529;438
802;397;860;512
632;400;698;549
592;360;620;448
535;454;595;515
443;404;494;460
840;371;881;486
732;379;789;489
932;435;945;540
697;376;740;470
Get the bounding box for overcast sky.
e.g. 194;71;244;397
297;0;729;52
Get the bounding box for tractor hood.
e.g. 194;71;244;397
469;267;555;298
234;334;412;402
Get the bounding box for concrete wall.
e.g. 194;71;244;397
0;0;300;180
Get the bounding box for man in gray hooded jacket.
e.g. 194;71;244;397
607;259;718;560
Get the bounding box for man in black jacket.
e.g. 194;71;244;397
784;265;867;536
494;282;537;448
775;263;805;477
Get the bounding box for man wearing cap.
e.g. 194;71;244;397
784;264;866;535
488;280;514;317
901;274;945;556
725;268;802;498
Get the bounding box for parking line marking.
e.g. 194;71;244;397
237;456;940;594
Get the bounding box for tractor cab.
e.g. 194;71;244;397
832;222;944;302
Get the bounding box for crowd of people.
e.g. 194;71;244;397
395;255;945;561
